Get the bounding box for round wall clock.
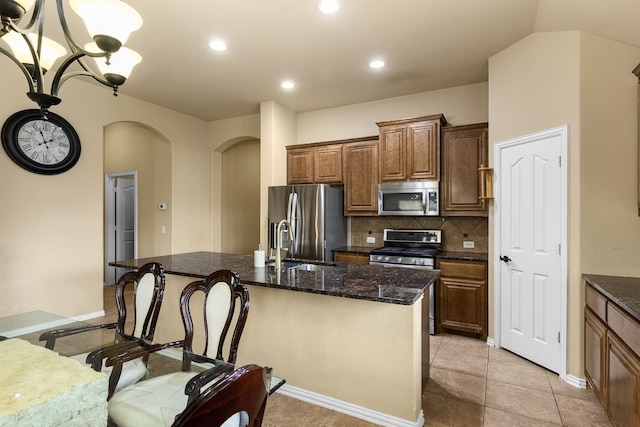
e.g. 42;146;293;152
1;109;81;175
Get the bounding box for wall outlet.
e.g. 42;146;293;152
463;241;475;249
366;236;376;244
161;225;166;234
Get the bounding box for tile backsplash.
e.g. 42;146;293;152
350;216;488;253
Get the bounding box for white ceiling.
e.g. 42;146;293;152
33;0;640;121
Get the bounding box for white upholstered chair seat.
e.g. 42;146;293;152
108;371;244;426
69;353;147;394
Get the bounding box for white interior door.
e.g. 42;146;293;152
105;173;138;285
495;126;568;375
116;177;135;262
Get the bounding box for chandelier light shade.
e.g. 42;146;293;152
3;31;67;72
0;0;143;112
85;42;140;85
70;0;142;52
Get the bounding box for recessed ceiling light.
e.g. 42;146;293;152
281;81;296;89
318;0;339;14
369;59;385;69
209;39;228;52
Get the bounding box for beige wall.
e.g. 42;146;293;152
104;122;173;258
0;62;211;318
297;82;489;144
489;31;640;377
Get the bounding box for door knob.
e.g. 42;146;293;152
500;255;512;263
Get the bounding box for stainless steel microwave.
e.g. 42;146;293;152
378;181;439;216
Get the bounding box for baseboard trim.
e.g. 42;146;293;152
2;310;105;338
72;310;106;322
276;384;424;427
564;373;587;389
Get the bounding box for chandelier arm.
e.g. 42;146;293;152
50;52;113;97
0;45;36;93
55;0;83;53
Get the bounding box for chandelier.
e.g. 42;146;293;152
0;0;142;114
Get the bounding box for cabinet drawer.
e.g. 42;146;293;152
586;285;607;321
608;302;640;358
437;259;486;279
334;252;370;265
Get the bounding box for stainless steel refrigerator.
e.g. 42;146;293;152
268;184;347;263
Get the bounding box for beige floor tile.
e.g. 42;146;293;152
555;394;612;427
423;391;484;426
488;346;534;366
430;334;444;364
431;346;488;379
320;411;383;426
487;358;551;392
485;380;561;424
483;406;562;426
264;394;333;427
426;367;486;405
546;371;600;402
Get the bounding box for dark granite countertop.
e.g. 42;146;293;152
436;252;488;262
111;251;438;306
583;274;640;322
332;246;376;255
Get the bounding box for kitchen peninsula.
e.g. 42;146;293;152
111;251;438;426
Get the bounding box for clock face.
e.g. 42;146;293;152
1;109;81;175
17;119;72;165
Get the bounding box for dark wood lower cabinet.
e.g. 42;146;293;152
584;281;640;427
584;307;607;403
436;259;487;340
607;333;640;426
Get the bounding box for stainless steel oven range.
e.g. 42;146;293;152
369;229;441;334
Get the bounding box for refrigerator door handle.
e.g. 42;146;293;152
289;191;299;255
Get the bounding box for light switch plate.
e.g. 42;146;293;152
463;241;475;249
366;236;376;244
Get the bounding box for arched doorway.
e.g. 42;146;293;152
104;122;172;284
221;138;260;254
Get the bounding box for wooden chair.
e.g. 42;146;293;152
39;262;165;393
173;364;271;427
107;269;251;424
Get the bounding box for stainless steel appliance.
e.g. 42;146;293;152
369;229;442;334
378;181;439;216
268;184;347;263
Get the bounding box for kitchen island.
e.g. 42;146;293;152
111;251;438;427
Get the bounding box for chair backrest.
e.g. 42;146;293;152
180;270;249;364
114;262;166;340
172;364;270;427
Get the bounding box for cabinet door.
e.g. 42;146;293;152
378;125;406;182
441;123;488;216
585;307;607;403
407;120;440;180
287;147;313;184
436;259;487;339
438;277;486;338
313;144;343;183
344;141;379;215
607;332;640;426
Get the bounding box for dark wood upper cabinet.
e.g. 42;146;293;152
441;123;489;217
287;143;342;184
343;138;379;215
377;114;446;182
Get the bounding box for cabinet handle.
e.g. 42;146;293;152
499;255;512;263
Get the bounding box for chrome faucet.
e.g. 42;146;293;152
275;219;293;270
